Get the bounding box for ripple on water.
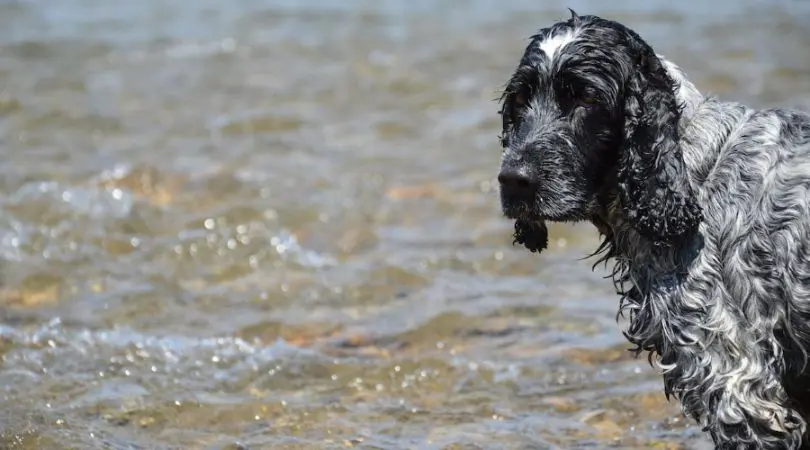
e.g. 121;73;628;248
1;0;806;449
0;312;681;448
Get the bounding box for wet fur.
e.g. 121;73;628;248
497;11;810;450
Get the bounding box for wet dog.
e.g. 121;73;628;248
497;10;810;450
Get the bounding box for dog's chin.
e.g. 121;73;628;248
501;203;579;223
500;202;548;253
501;207;536;221
502;200;592;254
512;218;548;254
500;199;540;221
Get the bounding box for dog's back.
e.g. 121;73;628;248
654;67;810;447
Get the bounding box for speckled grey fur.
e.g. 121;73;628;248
496;12;810;449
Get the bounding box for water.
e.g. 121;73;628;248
0;0;808;448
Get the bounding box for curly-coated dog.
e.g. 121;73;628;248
496;10;810;450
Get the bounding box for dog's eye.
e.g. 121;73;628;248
562;84;598;109
578;96;598;107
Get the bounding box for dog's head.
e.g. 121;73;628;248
497;11;701;253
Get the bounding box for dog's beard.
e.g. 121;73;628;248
500;193;537;221
513;219;548;253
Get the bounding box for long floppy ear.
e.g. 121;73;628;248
513;219;548;254
617;33;702;246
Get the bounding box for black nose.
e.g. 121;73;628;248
498;168;537;198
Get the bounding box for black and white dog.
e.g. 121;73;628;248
497;10;810;450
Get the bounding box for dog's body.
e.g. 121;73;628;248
496;12;810;449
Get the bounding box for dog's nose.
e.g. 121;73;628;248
498;168;537;198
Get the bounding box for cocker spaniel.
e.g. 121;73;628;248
496;10;810;450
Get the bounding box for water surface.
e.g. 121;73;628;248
1;0;809;448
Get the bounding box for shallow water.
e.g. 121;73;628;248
1;0;809;449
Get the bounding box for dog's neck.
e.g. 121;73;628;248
589;57;711;293
589;57;750;296
660;56;752;188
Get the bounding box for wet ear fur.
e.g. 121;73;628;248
617;29;702;246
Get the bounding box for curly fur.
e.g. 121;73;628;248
496;11;810;449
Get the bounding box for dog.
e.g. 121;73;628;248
496;10;810;450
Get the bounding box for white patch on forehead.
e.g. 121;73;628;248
537;29;578;60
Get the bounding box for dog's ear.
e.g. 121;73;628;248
617;34;702;246
513;219;548;254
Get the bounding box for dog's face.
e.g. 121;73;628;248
498;12;702;252
498;15;629;224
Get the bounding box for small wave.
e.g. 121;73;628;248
0;318;312;378
5;180;134;220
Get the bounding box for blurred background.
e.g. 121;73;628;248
0;0;808;449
